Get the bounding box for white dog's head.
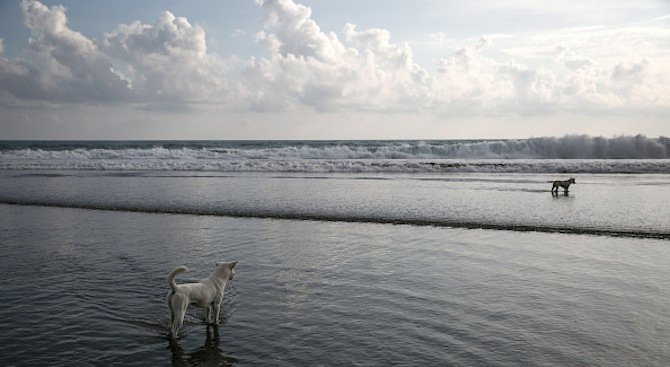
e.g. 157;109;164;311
215;261;238;281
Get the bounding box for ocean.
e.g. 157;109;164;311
1;138;669;366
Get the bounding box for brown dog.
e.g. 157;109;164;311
550;178;575;193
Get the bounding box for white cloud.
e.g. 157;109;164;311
561;51;594;71
651;14;670;22
0;0;130;105
0;1;238;107
245;0;433;112
432;32;670;116
101;10;233;103
502;26;670;65
611;58;650;80
255;0;346;63
0;0;669;120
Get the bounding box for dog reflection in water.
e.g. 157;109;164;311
169;326;238;366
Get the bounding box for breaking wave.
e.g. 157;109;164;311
1;135;669;173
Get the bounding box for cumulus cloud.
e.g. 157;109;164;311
246;0;432;111
255;0;346;63
0;0;129;104
102;10;232;102
0;0;669;118
0;0;235;107
651;14;670;22
433;43;570;116
611;58;650;80
219;0;670;115
559;48;594;71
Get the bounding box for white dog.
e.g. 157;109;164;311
550;177;576;193
167;261;237;338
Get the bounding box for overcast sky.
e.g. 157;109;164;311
0;0;668;139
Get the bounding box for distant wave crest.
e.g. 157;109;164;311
1;135;669;173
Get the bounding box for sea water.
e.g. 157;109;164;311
1;138;669;366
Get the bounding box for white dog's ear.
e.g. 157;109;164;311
231;261;238;268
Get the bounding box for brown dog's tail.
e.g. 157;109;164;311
168;266;189;294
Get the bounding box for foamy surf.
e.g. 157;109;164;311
1;137;669;173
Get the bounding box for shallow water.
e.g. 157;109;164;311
0;171;668;238
1;204;669;366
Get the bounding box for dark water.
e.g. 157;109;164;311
1;204;669;366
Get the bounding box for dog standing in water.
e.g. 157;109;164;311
550;178;576;194
167;261;237;338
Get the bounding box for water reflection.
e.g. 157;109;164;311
169;326;237;366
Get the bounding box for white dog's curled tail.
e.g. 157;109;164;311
168;266;189;294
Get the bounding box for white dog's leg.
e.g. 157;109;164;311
213;301;222;324
172;309;185;337
206;304;214;324
169;296;188;338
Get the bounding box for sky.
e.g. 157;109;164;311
0;0;669;140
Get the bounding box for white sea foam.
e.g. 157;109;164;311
1;136;669;173
1;156;669;173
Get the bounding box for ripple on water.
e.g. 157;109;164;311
2;204;670;366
